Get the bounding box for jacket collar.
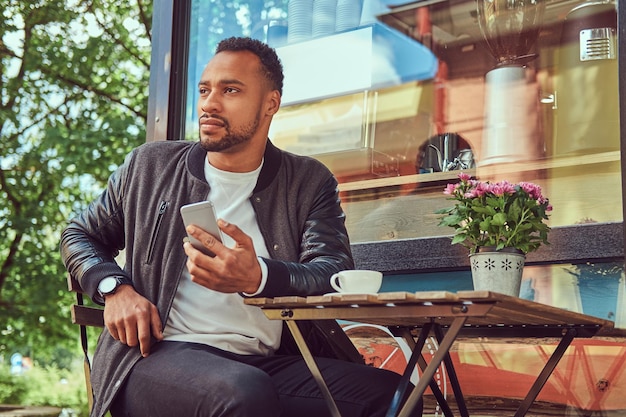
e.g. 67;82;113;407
186;139;282;193
255;139;282;193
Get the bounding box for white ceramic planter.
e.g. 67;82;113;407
469;248;526;297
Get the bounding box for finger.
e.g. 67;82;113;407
186;225;225;256
137;315;152;357
107;323;120;341
151;305;164;341
186;256;217;288
124;319;139;348
183;240;199;258
184;242;217;273
117;325;128;345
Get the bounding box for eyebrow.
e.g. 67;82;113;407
198;78;246;88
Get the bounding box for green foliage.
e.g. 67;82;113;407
0;365;29;404
0;0;151;365
0;362;89;416
22;364;89;414
436;173;552;254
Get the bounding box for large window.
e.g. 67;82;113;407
185;2;621;274
179;0;626;324
185;0;622;241
151;0;626;413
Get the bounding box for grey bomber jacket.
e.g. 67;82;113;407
60;139;357;417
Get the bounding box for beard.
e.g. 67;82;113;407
199;114;260;152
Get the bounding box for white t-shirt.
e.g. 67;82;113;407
163;158;282;356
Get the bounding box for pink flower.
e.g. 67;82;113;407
439;176;551;254
443;183;457;195
458;172;471;182
489;181;515;196
474;182;489;197
519;182;543;200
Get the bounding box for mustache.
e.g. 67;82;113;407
199;113;229;126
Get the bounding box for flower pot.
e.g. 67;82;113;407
469;248;525;296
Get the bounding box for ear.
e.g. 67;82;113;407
265;90;281;116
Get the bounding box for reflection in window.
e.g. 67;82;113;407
383;261;626;326
186;0;622;241
186;0;289;140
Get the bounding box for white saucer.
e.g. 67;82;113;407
323;292;379;296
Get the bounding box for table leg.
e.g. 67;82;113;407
388;326;455;417
285;321;342;417
416;356;456;417
385;325;431;417
514;328;577;417
397;316;468;417
433;324;470;417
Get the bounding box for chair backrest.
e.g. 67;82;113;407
67;274;104;327
67;274;103;412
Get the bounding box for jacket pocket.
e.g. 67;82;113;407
146;200;169;265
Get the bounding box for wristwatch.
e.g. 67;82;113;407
97;276;131;299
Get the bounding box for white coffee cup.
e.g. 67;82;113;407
330;270;383;294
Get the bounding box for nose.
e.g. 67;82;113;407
199;90;221;114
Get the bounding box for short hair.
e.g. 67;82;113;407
215;37;284;95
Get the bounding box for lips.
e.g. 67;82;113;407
200;117;225;127
199;115;227;136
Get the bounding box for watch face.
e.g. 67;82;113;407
98;277;118;294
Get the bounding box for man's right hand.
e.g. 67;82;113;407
102;285;163;357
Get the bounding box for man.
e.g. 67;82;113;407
61;37;422;417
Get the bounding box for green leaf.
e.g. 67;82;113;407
491;212;507;226
451;234;468;245
439;214;464;227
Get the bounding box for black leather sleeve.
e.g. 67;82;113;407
256;174;354;297
60;154;132;305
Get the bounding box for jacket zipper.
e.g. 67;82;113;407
146;200;168;265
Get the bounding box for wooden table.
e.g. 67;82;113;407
244;290;616;417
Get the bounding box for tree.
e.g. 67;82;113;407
0;0;152;365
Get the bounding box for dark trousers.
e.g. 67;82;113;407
110;341;423;417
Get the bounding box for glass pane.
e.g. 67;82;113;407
185;0;289;140
184;4;625;413
383;261;626;325
187;0;622;245
352;0;622;242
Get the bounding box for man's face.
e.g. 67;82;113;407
196;51;270;153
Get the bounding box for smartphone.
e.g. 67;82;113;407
180;201;223;256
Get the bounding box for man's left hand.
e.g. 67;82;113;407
183;220;262;294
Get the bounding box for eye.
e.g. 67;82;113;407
224;87;239;94
199;87;209;95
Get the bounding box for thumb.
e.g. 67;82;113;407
218;219;252;247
